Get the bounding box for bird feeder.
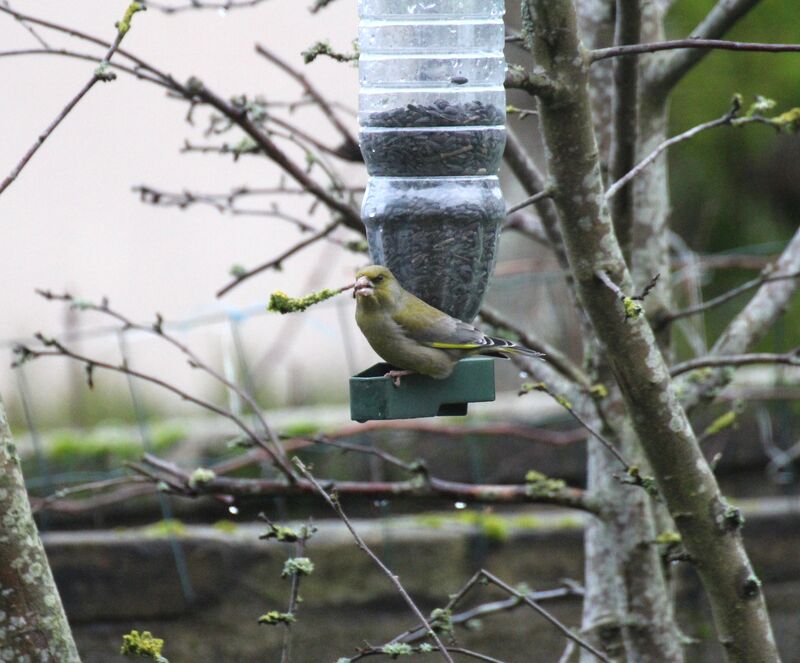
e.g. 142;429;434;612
359;0;506;321
351;0;507;421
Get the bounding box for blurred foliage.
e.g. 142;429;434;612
142;518;189;538
28;422;186;473
666;1;800;351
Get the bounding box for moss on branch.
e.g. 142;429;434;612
267;287;345;314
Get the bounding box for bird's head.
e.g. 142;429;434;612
353;265;399;308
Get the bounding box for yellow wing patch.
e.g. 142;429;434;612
430;342;481;349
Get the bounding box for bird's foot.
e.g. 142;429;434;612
385;369;415;387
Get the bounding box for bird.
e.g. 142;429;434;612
353;265;544;384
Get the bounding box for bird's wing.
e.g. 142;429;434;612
391;294;492;348
391;292;545;358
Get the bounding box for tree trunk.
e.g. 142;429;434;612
572;1;683;660
522;0;781;660
0;397;80;662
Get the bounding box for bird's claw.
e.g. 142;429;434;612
385;369;414;387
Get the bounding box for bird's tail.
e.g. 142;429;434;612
478;337;546;360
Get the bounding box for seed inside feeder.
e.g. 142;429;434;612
363;179;503;321
360;100;506;177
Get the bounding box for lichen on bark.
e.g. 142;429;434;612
0;398;80;662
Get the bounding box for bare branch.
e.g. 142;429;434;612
680;227;800;411
0;7;363;234
670;349;800;377
0;4;181;88
479;307;591;389
389;584;583;647
502;210;550;246
480;570;609;662
0;2;145;197
366;568;602;663
1;0;49;47
31;476;148;513
504;65;557;98
605;100;738;200
129;451;598;512
607;0;641;261
605;96;798;201
659;270;800;328
14;292;296;480
351;645;504;662
255;43;360;159
519;382;635;480
503;130;570;275
299;419;588;447
185;79;363;233
523;1;778;654
593;37;800;63
506;188;554;215
0;47;170;87
645;0;765;93
216;219;340;297
292;457;455;663
276;523;313;663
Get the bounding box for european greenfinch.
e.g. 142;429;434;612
354;265;544;382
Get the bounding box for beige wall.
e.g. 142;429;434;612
0;1;373;414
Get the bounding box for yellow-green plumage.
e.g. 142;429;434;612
354;265;544;379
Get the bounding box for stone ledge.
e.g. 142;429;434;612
43;497;800;662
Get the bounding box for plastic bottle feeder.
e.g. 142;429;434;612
351;0;507;421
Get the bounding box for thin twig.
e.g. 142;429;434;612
387;576;583;646
651;0;763;94
506;188;554;215
592;38;800;63
351;646;504;662
0;2;144;196
216;220;341;297
607;0;641;260
279;523;313;663
12;333;295;480
34;291;294;477
186;79;362;233
0;4;179;87
502;211;550;246
0;48;170;87
480;570;609;662
658;270;800;328
503;130;572;281
1;0;49;47
316;419;588;447
595;270;660;319
255;43;359;159
519;382;630;473
479;307;591;388
136;452;597;510
605;98;741;200
670;349;800;377
292;458;455;663
37;446;597;514
31;476;147;512
0;6;364;235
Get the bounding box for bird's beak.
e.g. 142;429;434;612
353;275;375;298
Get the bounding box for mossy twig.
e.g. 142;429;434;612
268;283;353;314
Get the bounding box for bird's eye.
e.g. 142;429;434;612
374;275;384;283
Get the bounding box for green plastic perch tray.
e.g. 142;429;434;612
349;357;496;422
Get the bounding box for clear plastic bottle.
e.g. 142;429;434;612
359;0;506;321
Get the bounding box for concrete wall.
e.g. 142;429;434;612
44;499;800;662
